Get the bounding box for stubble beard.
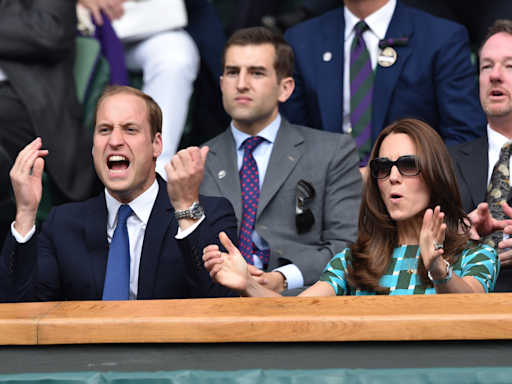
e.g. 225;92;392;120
483;101;512;117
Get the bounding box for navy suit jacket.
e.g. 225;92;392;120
449;133;512;292
0;176;237;302
282;0;487;146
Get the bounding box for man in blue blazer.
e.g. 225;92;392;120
281;0;487;154
0;86;237;302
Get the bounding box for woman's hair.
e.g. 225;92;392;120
346;118;470;292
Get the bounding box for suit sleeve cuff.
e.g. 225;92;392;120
11;222;36;243
272;264;304;290
175;215;206;239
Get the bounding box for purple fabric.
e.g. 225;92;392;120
94;13;129;86
351;87;374;124
354;121;372;148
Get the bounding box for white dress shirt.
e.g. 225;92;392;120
231;114;304;289
13;178;205;300
342;0;396;133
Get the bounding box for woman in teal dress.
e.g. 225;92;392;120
203;119;499;296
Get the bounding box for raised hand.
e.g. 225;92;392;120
165;146;208;211
467;202;512;240
420;206;447;277
203;232;251;293
10;138;48;237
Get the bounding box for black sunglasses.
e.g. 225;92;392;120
296;180;316;234
369;155;420;179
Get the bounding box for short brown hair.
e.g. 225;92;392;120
479;19;512;57
222;27;294;82
94;85;162;141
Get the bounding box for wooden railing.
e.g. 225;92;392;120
2;293;512;345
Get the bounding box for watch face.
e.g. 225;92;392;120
191;202;204;219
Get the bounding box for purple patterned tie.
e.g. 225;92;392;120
238;136;269;265
350;20;373;166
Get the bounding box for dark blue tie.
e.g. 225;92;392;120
238;136;269;265
103;205;133;301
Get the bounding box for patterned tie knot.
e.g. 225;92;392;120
243;136;265;156
117;205;132;223
354;21;370;37
501;142;512;159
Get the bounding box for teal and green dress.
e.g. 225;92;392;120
319;243;499;295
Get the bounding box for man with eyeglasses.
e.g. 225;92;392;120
199;27;362;295
449;20;512;292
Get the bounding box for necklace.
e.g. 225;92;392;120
398;245;418;275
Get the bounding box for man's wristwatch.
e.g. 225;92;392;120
174;201;204;220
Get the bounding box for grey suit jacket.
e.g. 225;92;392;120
200;118;362;286
449;132;512;292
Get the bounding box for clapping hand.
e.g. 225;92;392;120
420;206;447;278
203;232;251;293
467;202;512;268
10;138;48;237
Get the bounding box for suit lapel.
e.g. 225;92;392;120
137;176;174;299
85;192;110;299
372;1;413;142
257;120;303;218
458;134;489;208
205;129;243;221
316;10;345;133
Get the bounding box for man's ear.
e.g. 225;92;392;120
219;75;224;90
277;76;295;103
152;132;163;159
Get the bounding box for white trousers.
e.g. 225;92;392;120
124;29;200;179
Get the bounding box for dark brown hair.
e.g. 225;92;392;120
94;85;162;141
346;119;470;292
479;19;512;57
222;27;294;82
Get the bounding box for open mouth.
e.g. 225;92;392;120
491;89;505;97
108;155;130;174
390;193;403;202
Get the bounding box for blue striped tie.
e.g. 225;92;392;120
103;205;132;301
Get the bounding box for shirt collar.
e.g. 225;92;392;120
487;124;512;153
105;179;159;229
230;113;281;150
344;0;396;42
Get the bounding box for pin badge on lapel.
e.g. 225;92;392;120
378;36;408;68
218;170;226;179
378;47;397;67
323;52;332;62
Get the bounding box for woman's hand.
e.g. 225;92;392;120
420;206;448;279
203;232;252;293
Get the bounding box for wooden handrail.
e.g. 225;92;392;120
1;294;512;345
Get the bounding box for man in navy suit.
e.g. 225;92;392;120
0;86;237;302
281;0;486;161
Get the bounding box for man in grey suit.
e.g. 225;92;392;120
199;27;362;294
449;20;512;292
